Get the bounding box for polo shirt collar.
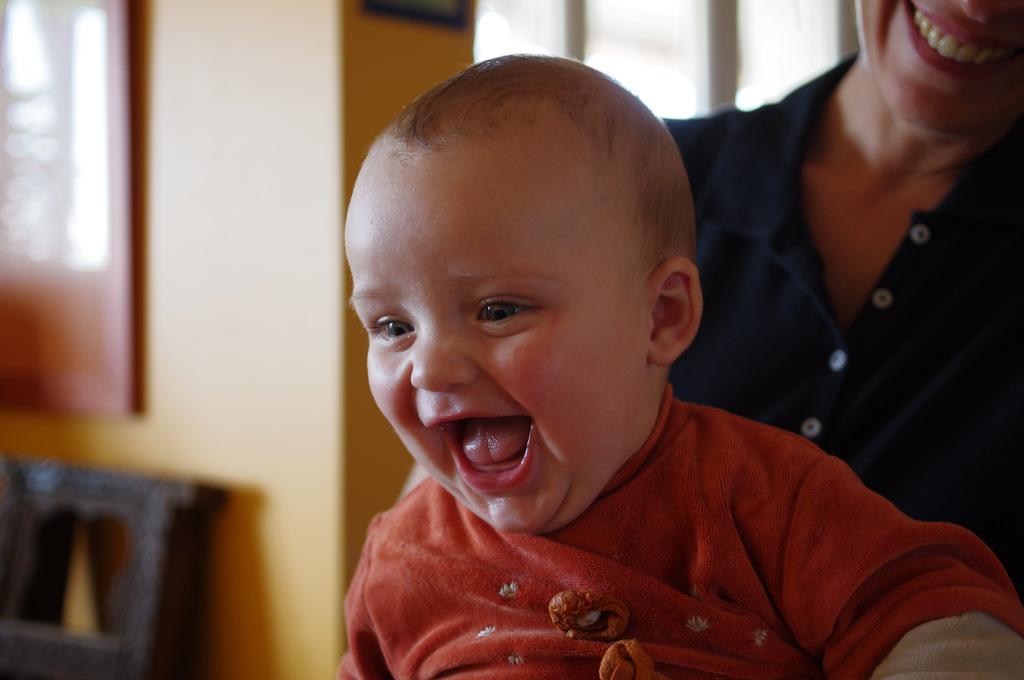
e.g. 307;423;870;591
698;58;853;242
702;55;1024;233
940;114;1024;225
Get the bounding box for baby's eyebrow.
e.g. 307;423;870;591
346;289;385;310
347;270;568;310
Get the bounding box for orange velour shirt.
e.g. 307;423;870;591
340;391;1024;680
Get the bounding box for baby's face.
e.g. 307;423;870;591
346;127;666;534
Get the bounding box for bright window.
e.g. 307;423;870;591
475;0;858;118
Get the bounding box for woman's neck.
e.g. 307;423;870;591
821;60;1001;191
800;60;979;330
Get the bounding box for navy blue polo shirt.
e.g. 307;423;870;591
666;59;1024;593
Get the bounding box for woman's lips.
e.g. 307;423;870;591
900;1;1024;84
912;7;1017;65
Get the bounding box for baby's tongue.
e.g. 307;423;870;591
461;416;531;467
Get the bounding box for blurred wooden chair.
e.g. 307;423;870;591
0;454;224;680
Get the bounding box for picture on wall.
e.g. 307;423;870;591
365;0;468;28
0;0;137;415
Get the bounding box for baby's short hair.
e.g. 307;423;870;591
372;54;695;264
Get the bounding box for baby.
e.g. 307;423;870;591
340;55;1024;679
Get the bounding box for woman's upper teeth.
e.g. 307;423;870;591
914;9;1015;65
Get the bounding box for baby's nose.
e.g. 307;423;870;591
410;331;480;392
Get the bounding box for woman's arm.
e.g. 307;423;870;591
869;611;1024;680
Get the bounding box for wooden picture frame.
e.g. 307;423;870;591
0;0;136;415
365;0;468;29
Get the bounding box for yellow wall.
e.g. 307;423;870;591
0;0;342;678
0;0;473;677
341;4;475;583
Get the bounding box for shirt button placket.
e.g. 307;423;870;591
873;221;928;313
828;349;847;372
871;288;894;310
909;222;931;246
801;347;846;441
800;417;822;439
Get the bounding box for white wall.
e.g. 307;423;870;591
0;0;343;677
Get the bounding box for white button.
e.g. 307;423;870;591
909;223;931;245
800;417;822;438
829;349;848;372
872;288;894;309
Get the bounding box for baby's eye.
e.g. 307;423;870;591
375;319;413;338
480;302;526;322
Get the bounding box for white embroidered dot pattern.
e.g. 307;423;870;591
499;582;519;599
507;653;525;665
686;615;711;632
476;626;495;639
753;629;769;646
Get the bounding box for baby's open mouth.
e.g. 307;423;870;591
446;417;532;471
442;416;532;471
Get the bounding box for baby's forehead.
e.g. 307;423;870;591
354;128;637;228
376;118;619;187
362;144;628;239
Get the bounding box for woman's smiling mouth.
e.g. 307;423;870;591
912;5;1018;65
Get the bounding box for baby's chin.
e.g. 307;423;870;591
463;485;586;536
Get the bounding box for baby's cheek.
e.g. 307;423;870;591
366;353;408;419
498;338;559;391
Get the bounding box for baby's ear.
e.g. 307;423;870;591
646;257;702;367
